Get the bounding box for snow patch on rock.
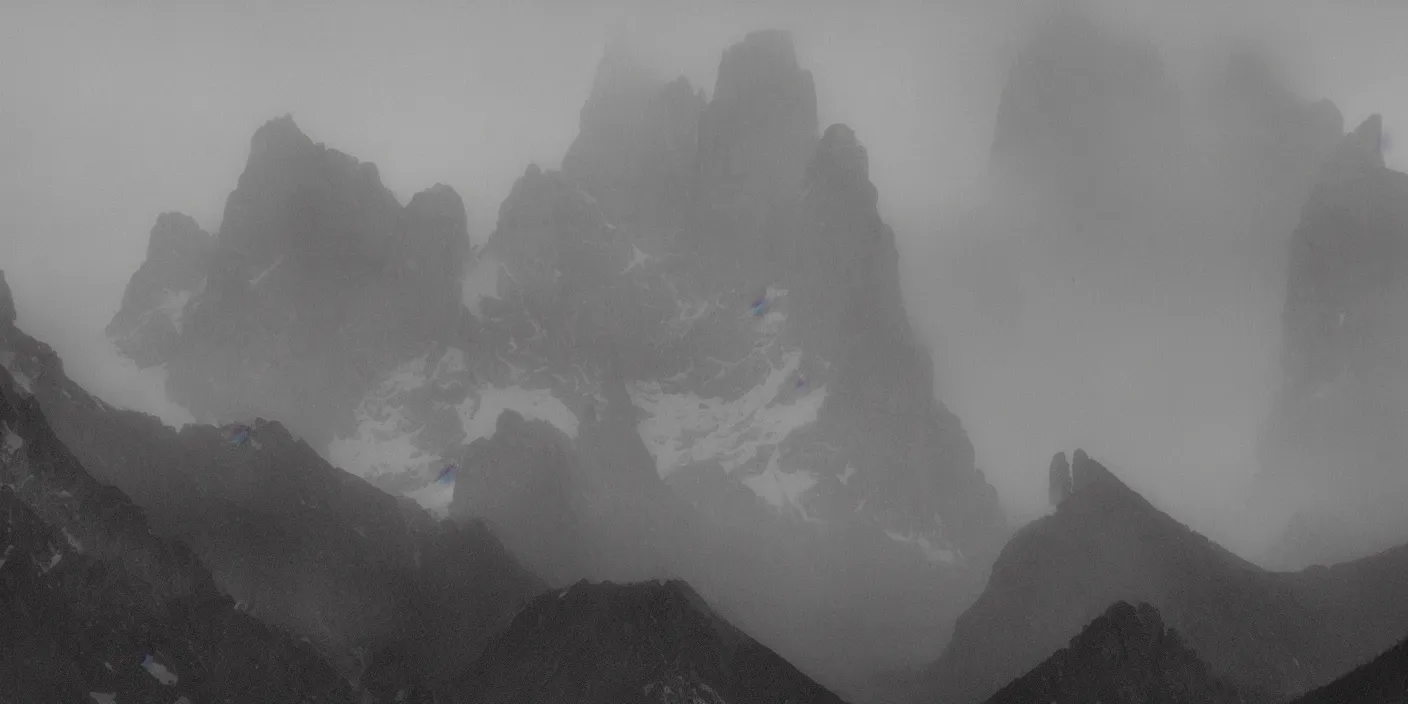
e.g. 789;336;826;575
629;350;825;479
741;452;818;517
2;422;23;456
0;350;33;394
884;529;957;564
249;254;285;287
462;255;502;316
141;656;179;685
457;386;579;442
403;480;455;519
328;355;436;479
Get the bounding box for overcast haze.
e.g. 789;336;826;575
5;0;1408;556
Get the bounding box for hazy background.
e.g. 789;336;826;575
5;0;1408;556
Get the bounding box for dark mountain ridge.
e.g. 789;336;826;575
447;578;850;704
983;601;1246;704
1;270;545;698
925;450;1408;704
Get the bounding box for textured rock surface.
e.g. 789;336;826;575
0;347;354;701
110;115;474;450
106;31;1010;696
923;450;1408;704
984;602;1245;704
3;271;544;698
446;579;849;704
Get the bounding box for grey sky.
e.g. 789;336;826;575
4;0;1408;552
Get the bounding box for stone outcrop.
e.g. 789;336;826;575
112;115;473;449
1048;452;1072;507
105;212;213;367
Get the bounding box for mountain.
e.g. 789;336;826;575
0;277;354;701
1257;114;1408;567
106;30;1010;694
1;269;545;698
922;450;1408;704
1288;635;1408;704
110;114;473;451
984;602;1245;704
446;579;849;704
935;5;1343;539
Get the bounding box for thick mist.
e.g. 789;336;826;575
5;0;1408;560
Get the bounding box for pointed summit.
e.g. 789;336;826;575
694;29;819;248
247;114;317;165
144;212;211;262
451;578;848;703
561;40;703;229
1331;114;1387;173
805;123;873;202
987;602;1244;704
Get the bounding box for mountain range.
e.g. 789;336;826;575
5;4;1408;703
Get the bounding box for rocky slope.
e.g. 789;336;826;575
446;579;849;704
1;270;545;698
1257;114;1408;568
114;115;473;451
106;30;1009;695
923;450;1408;704
0;291;355;701
984;602;1246;704
1288;634;1408;704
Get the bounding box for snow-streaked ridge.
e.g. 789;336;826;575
629;349;824;479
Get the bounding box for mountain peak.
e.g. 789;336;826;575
805;123;872;200
453;578;848;704
247;114;315;164
1346;113;1386;168
986;601;1245;704
145;211;211;262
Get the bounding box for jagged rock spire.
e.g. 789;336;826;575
694;29;819;249
1049;452;1072;507
0;270;14;327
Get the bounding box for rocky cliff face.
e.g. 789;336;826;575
1257;115;1408;568
984;602;1245;704
0;276;355;701
446;579;850;704
106;30;1009;695
923;450;1408;704
3;271;544;698
106;212;213;367
111;115;473;450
